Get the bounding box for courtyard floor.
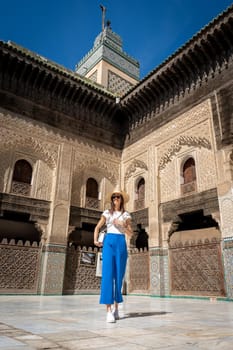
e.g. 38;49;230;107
0;294;233;349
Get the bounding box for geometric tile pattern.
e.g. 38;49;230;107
128;249;150;293
63;247;101;293
223;237;233;299
170;242;225;296
150;249;169;296
0;242;40;293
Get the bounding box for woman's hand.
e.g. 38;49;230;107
94;240;103;247
113;219;133;238
113;219;126;232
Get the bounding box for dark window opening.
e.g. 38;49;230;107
183;158;196;184
135;223;148;250
137;178;145;200
135;177;145;211
0;211;41;244
86;178;98;198
68;222;96;248
13;159;32;184
86;178;99;209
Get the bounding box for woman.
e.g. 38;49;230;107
94;188;132;323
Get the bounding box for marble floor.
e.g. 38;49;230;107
0;294;233;349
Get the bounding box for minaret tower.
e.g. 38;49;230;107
75;5;140;96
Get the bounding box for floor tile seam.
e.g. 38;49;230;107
94;333;159;348
13;336;73;350
0;322;68;348
41;333;102;343
0;322;33;336
56;337;136;349
91;326;158;337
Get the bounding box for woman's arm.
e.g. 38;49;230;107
94;215;106;247
124;218;133;238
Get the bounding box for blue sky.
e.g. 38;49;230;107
0;0;232;79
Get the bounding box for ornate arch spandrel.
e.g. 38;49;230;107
158;135;211;171
0;133;57;169
125;159;148;182
74;157;118;185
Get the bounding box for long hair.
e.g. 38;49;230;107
109;194;125;214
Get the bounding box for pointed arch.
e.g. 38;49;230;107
134;176;145;211
11;159;33;196
180;157;197;195
85;177;99;209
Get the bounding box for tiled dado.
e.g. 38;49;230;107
223;237;233;299
150;248;170;297
40;243;67;295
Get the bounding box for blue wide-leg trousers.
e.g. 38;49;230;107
100;234;128;305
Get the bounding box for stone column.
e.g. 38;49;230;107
148;146;170;296
40;143;73;295
150;247;169;296
216;149;233;299
148;145;159;247
217;181;233;299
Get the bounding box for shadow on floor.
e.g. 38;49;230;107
123;311;169;318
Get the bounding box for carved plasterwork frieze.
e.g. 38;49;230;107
158;135;211;171
34;222;47;245
229;150;233;163
211;212;221;229
74;153;119;185
124;159;148;181
0;110;120;159
225;149;233;181
68;226;76;235
0;128;58;169
123;100;212;160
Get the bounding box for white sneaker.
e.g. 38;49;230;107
106;311;115;323
113;309;119;320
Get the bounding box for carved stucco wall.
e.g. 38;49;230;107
216;149;233;239
0;110;58;201
123;157;149;213
0;108;121;208
0;108;122;295
122;99;217;205
158;104;216;203
71;149;120;209
122;99;217;248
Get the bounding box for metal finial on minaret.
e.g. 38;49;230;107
106;20;111;29
100;4;106;31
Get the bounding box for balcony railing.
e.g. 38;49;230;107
85;196;99;210
10;181;31;197
181;181;197;195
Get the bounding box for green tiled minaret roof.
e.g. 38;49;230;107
75;23;140;81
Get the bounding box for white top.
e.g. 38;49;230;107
102;209;131;234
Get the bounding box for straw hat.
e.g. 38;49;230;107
106;186;130;204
